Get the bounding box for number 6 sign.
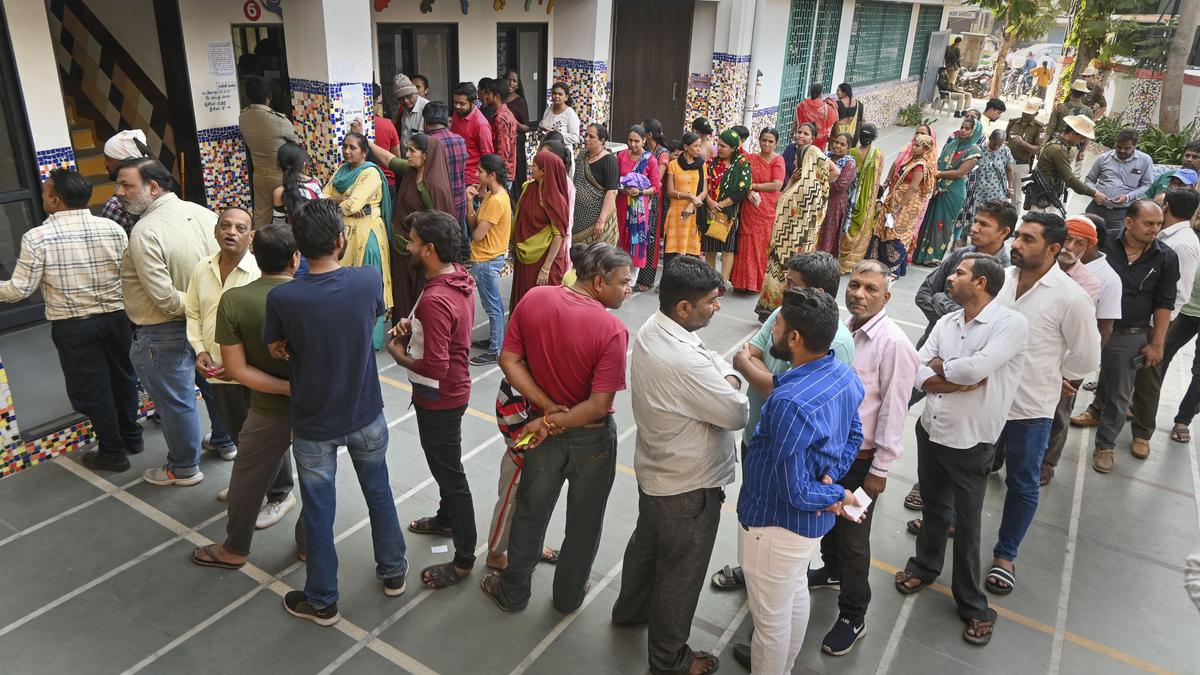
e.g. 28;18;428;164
243;0;262;21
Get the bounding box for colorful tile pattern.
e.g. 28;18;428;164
708;53;751;133
35;147;78;181
685;73;711;132
197;126;252;212
552;58;609;134
749;106;780;153
1124;77;1163;131
290;79;373;183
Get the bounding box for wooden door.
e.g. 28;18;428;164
610;0;694;140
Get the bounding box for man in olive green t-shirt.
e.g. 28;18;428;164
190;223;302;570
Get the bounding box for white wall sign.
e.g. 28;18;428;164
201;81;240;114
208;41;237;79
342;91;367;128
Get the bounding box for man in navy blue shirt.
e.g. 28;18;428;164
737;288;865;675
263;199;408;627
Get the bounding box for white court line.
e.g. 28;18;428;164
874;594;917;675
0;472;142;549
1049;424;1093;674
711;600;751;657
507;560;625;675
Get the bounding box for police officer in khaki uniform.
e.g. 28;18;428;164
1026;115;1104;213
1081;65;1107;118
1006;98;1045;182
1045;80;1095;176
238;75;301;227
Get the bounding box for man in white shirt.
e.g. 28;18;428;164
987;213;1099;596
1128;189;1200;453
895;253;1027;647
808;260;919;657
1043;215;1120;485
613;256;747;675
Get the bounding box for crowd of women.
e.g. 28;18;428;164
264;73;1017;337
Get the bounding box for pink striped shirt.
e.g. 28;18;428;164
847;309;921;477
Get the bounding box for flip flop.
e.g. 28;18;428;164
985;565;1016;595
710;564;745;590
893;569;929;595
963;612;997;646
540;548;560;564
191;544;245;570
1171;424;1191;443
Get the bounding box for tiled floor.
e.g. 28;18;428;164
2;116;1197;674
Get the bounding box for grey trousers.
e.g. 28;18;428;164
1043;390;1077;468
224;410;295;556
612;487;723;674
1092;331;1148;450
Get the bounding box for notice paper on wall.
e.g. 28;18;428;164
208;42;236;79
342;93;367;130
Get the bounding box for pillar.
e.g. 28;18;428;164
2;0;74;178
706;0;755;133
550;0;613;132
284;0;375;183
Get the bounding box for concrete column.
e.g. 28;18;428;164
830;0;856;87
550;0;614;130
707;0;754;132
901;4;921;80
3;0;74;177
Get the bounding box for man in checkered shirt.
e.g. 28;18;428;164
0;168;143;472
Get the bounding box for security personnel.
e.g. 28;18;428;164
1081;65;1107;118
1006;98;1045;181
238;74;300;227
1045;80;1095;175
1027;115;1103;213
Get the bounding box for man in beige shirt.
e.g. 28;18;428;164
117;158;218;486
239;75;301;226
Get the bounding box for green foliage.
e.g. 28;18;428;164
1093;114;1124;147
1140;122;1196;165
897;104;935;127
966;0;1062;42
1069;0;1173;68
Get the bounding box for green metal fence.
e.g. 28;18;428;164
845;1;914;87
908;4;944;80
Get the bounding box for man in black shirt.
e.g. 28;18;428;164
1075;200;1176;474
944;37;963;85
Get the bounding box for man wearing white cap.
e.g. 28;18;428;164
1081;65;1107;118
100;129;151;234
1026;115;1103;213
1006;99;1044;183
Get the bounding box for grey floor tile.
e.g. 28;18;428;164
0;460;103;534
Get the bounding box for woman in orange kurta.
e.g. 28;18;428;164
661;133;707;267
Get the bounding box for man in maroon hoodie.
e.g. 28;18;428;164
387;210;478;590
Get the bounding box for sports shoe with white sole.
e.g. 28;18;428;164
143;465;204;486
217;488;229;502
202;433;238;460
256;492;297;529
283;590;339;626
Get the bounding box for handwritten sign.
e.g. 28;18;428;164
342;92;367;129
208;42;236;79
201;81;239;114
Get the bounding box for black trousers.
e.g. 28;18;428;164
50;311;142;462
906;421;994;621
612;487;723;674
414;404;477;569
818;458;876;623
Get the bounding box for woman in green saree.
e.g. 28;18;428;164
837;123;884;273
911;116;982;266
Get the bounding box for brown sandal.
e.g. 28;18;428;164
963;612;997;645
894;569;929;595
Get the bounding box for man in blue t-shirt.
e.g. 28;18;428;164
262;199;408;627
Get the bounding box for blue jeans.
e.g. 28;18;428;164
195;376;234;449
292;411;407;609
993;417;1052;562
129;321;202;473
470;255;506;354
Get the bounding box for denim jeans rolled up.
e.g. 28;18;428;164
129;321;202;473
993;417;1052;562
292;411;407;609
469;255;507;354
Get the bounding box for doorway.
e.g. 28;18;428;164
610;0;694;139
497;23;548;122
231;24;291;116
377;23;459;109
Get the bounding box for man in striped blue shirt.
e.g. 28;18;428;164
737;288;865;675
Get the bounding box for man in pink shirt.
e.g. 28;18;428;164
808;259;920;656
450;81;494;187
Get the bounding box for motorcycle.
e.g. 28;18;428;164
957;68;993;100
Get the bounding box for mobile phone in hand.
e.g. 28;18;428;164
1132;354;1147;369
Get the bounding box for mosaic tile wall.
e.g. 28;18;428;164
685;73;711;131
197;126;252;212
858;78;920;129
35;147;78;181
290;78;373;183
749;106;780;153
1124;77;1163;131
708;53;751;133
551;58;609;134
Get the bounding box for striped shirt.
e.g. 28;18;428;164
0;209;127;320
738;353;865;538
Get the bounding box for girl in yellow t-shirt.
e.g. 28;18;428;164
465;153;513;364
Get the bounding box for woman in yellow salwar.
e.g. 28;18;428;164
324;131;393;347
838;123;885;272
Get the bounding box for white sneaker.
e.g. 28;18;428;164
217;488;229;502
219;445;238;461
203;433;238;460
256;492;297;529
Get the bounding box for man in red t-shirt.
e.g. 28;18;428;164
371;83;402;188
480;243;634;614
450;81;494;186
480;78;518;183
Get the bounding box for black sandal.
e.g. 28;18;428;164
985;565;1015;595
540;548;560;564
408;516;453;536
480;571;517;612
894;569;929;595
421;561;470;589
906;518;955;538
191;544;245;570
710;564;745;590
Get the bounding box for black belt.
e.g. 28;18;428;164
1112;325;1147;335
54;309;124;323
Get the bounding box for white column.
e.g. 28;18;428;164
830;0;857;86
3;0;72;167
901;4;921;80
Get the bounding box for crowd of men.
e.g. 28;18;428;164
5;86;1200;674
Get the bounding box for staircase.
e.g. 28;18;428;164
64;96;116;211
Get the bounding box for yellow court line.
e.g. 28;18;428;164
378;376;1178;675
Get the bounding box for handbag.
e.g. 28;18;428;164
706;209;733;243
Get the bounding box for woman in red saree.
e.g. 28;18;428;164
510;150;571;308
794;83;839;150
730;127;786;292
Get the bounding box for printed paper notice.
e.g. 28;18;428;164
342;94;367;131
208;42;236;79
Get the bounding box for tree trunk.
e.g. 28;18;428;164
992;31;1017;99
1161;13;1197;132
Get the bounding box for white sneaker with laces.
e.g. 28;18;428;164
256;492;297;529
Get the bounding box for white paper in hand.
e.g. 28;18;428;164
842;487;873;521
884;214;896;230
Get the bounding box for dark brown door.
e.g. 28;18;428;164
610;0;694;140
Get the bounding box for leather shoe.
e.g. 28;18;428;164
1070;411;1099;427
1130;438;1150;459
80;451;130;473
1092;448;1114;473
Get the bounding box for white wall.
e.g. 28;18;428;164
4;0;70;151
80;0;166;91
830;0;856;87
690;1;717;75
177;3;281;131
754;0;790;109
